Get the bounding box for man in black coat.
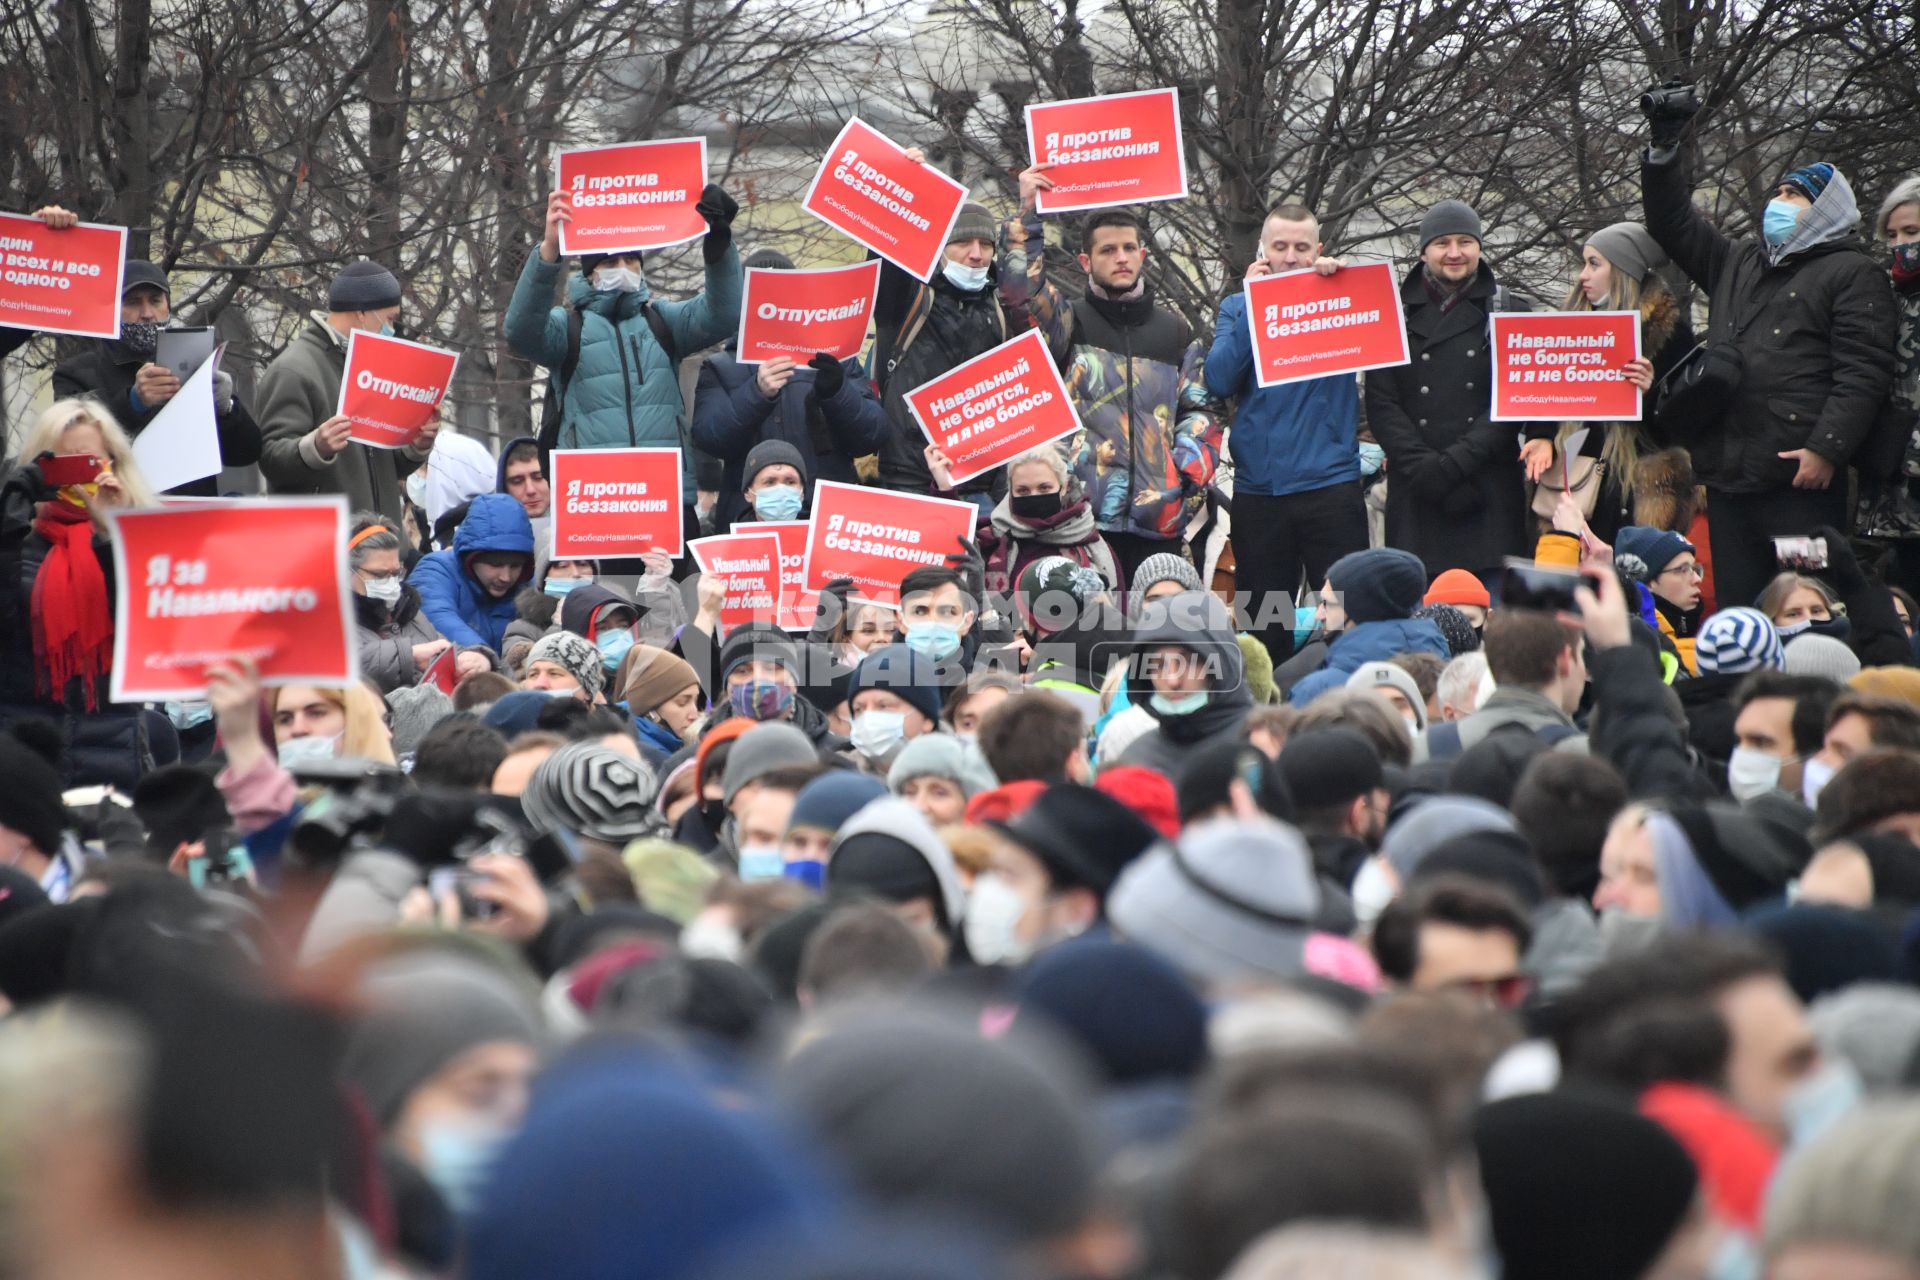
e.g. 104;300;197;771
1641;91;1897;610
51;259;262;496
1367;200;1532;583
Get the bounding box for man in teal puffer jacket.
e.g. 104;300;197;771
505;183;743;520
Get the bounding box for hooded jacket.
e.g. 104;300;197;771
1365;263;1533;574
1001;215;1227;541
53;338;263;497
503;248;743;498
691;348;890;528
1118;592;1253;776
1206;292;1363;497
1643;152;1897;492
258;315;430;522
1289;548;1450;705
408;493;535;650
828;795;966;933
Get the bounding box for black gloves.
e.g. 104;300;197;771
697;184;738;264
946;535;987;614
808;352;845;400
807;576;857;645
1640;81;1701;152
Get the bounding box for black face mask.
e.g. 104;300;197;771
1808;615;1853;644
1010;491;1064;522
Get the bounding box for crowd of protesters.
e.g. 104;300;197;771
2;88;1920;1280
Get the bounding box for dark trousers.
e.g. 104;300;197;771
1235;482;1371;662
1104;531;1192;590
1707;484;1848;613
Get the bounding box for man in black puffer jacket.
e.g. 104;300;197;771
1641;90;1898;610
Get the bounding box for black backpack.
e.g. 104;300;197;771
536;303;677;460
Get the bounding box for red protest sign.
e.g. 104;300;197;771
1244;263;1410;388
556;139;708;256
107;499;356;702
422;644;459;695
0;212;128;340
549;448;684;559
337;331;459;449
690;531;784;636
803;119;968;281
735;520;818;631
1490;311;1643;422
906;328;1080;486
801;481;977;606
1025;88;1187;214
736;261;881;365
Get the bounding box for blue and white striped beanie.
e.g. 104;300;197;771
1695;607;1784;675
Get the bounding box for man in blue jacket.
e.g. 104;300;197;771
408;493;536;651
504;183;743;538
692;249;892;529
1206;203;1370;663
1289;548;1450;706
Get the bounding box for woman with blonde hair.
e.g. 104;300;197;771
0;398;161;788
1519;224;1694;544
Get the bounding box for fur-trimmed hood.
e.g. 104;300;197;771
1640;284;1683;361
1632;446;1700;532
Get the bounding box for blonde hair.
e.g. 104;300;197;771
275;683;396;765
18;398;160;524
1756;573;1839;622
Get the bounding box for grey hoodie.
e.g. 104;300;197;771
1119;591;1253;776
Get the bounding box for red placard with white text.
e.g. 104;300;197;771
1490;311;1643;422
107;499;357;701
803;119;968;281
1244;263;1410;388
736;261;881;365
556;139;708;256
906;328;1080;485
0;212;128;339
549;448;684;558
800;481;977;606
1025;88;1188;214
736;520;818;631
336;331;459;449
690;531;784;636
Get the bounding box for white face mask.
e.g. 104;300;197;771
942;259;990;291
594;265;643;293
964;872;1034;966
277;733;341;768
1801;756;1838;806
1351;856;1398;925
1726;745;1785;803
364;575;403;606
405;470;428;507
850;709;908;761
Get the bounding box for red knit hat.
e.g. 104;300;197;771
1424;568;1491;609
1095;766;1179;840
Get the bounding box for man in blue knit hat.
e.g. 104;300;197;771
1641;87;1897;610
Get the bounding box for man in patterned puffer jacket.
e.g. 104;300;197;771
1003;167;1227;583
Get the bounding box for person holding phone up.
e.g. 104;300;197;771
51;258;263;497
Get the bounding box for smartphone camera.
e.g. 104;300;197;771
1500;558;1584;616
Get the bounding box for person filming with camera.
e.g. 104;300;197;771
1640;81;1897;610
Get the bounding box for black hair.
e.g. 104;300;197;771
1370;875;1533;984
1734;671;1843;757
1081;208;1145;252
410;717;510;791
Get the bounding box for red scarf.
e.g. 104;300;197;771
31;500;112;710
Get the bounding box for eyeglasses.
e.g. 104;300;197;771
1440;973;1533;1010
1659;562;1705;580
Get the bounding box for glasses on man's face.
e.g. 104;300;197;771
1441;973;1533;1010
357;569;402;583
1660;561;1705;580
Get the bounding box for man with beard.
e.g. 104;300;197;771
1007;168;1227;581
52;259;262;497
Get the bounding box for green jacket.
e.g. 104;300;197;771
504;248;742;497
257;314;428;523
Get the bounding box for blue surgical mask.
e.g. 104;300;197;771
596;628;635;671
379;321;395;338
1149;690;1209;717
1783;1059;1863;1149
752;483;804;522
1763;199;1802;248
943;259;990;291
1358;442;1386;476
730;679;794;722
1707;1231;1761;1280
905;623;962;661
165;700;215;731
737;846;784;881
419;1118;510;1218
1293;605;1320;641
277;733;341;768
783;858;826;890
545;576;586;598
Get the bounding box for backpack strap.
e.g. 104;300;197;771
885;282;935;383
642;301;677;365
